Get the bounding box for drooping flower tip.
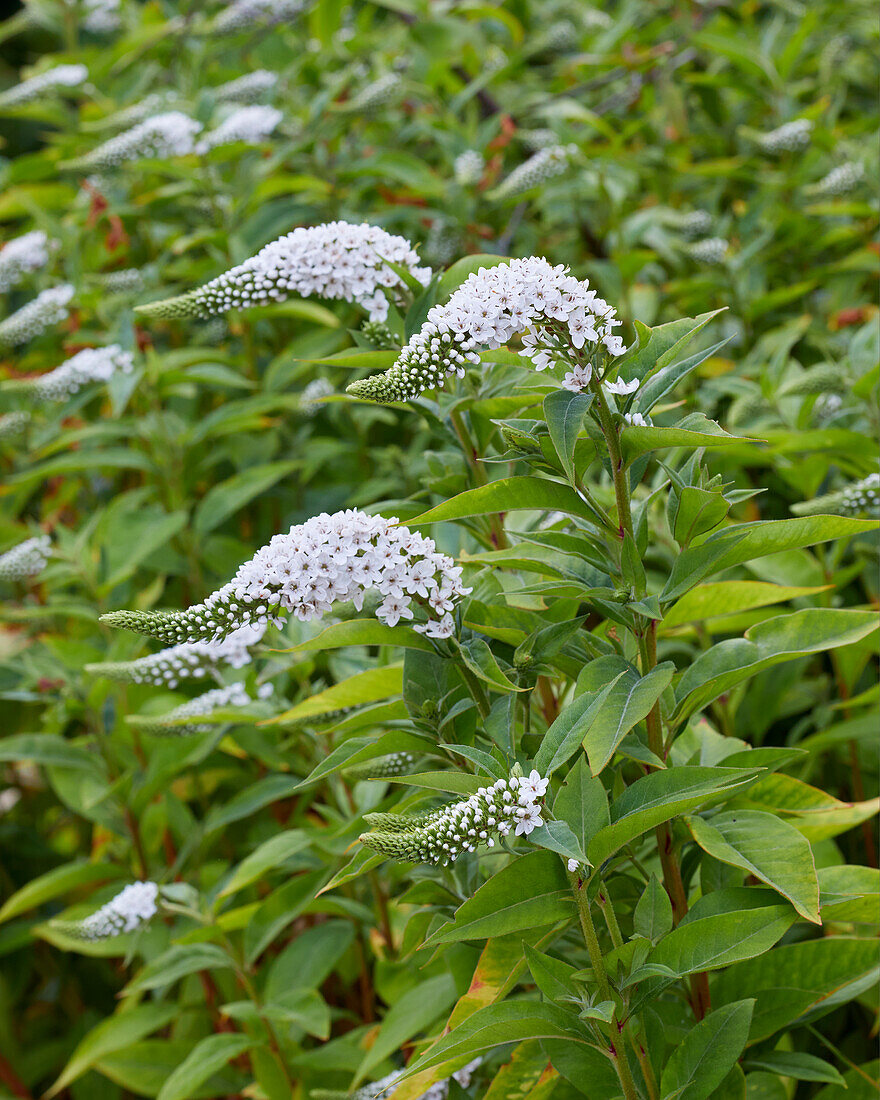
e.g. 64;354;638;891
61;881;159;941
195;105;282;153
8;345;134;402
0;535;51;581
66;112;202;171
126;683;253;735
0;230;58;292
0;284;74;348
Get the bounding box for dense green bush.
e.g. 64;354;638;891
0;2;877;1099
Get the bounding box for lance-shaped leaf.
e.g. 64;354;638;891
408;476;592;525
659;1000;754;1100
581;662;674;775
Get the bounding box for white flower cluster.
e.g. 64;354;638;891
808;162;865;197
424;219;459;266
299;377;334;416
0;231;57;292
686;237;728;265
97;92;179;131
454;150;484;186
86;622;266;687
215;70;278;103
813;393;843;422
0;285;74;349
0;411;30;441
72;112;202;170
0;535;51;581
211;0;307;35
542;19;578;51
345;73;402;115
13;345;133;402
518;128;558;152
678;210;713;240
345;752;416;782
758;119;812;153
361;770;549;865
83;0;122;33
137;221;430;323
347;256;625;403
128;682;255;735
99;268;144;294
491;144;576;200
840;473;880;517
102;509;471;645
0;64;88;108
328;1059;481;1100
75;882;159;940
196;105;282;152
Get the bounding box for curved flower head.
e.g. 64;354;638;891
135;221;430;324
0;285;74;349
0;230;57;292
210;0;308;35
0;535;51;581
758;119;812;153
792;472;880;518
0;64;88;109
215;70;278;104
490;144;576;201
101;509;470;645
126;682;253;736
195;105;282;153
65;112;201;172
347;257;625;403
344;752;417;783
55;881;159;941
4;345;133;402
86;622;265;687
0;411;31;441
359;771;549;865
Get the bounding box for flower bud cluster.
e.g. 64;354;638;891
347;256;625;403
491;144;576;200
67;882;159;940
424;219;460;266
87;622;266;687
215;70;278;103
807;162;865;197
453;149;484;186
136;221;430;324
211;0;307;35
686;237;728;265
101;509;471;645
127;682;256;735
840;473;880;517
0;231;58;293
9;345;133;402
758;119;812;153
299;377;334;416
678;210;713;240
345;752;416;782
0;64;88;108
345;73;402;115
83;0;122;33
99;268;145;294
0;411;30;441
0;285;74;349
97;92;180;131
71;112;202;170
359;320;398;349
360;770;549;865
0;535;51;581
518;128;558;152
196;105;282;152
541;19;578;51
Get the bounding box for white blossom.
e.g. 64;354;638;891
758;119;812;154
839;473;880;516
344;73;402;115
453;150;484;186
686;237;728;265
99;268;144;294
0;231;58;292
348;256;626;402
137;221;430;323
70;112;202;171
0;411;30;441
74;882;159;940
299;377;334;416
102;509;471;645
211;0;307;35
196;105;282;152
491;144;577;200
677;210;713;240
807;161;865;197
0;285;74;349
0;64;88;108
215;70;278;103
623;411;652;427
361;771;548;865
83;0;122;33
567;857;580;872
128;682;254;735
8;345;133;401
0;535;51;581
604;376;639;396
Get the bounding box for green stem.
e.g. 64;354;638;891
597;882;624;950
589;379;632;541
449;407;507;548
456;658;491;720
568;868;613;1003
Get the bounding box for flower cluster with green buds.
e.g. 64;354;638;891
0;64;88;108
99;268;145;294
299;377;334;416
101;508;471;645
0;285;73;349
126;682;262;735
135;221;430;324
347;256;625;403
196;105;282;152
83;0;121;34
792;473;880;518
86;622;266;687
0;535;51;581
215;70;278;103
685;237;729;265
59;882;159;941
344;752;416;782
360;770;549;865
490;144;576;200
210;0;307;36
758;118;812;153
311;1058;481;1100
807;161;865;197
0;231;58;293
677;210;713;240
360;320;398;349
0;411;30;441
344;73;402;116
69;112;202;171
453;149;484;186
6;345;133;402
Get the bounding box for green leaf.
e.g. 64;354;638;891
633;874;673;944
589;767;760;867
95;1041;246;1099
582;662;674;775
219;829;312;897
659;1000;754;1100
647;907;795;977
621;416;754;465
193;461;297;536
156;1033;257;1100
424;851;575;945
533;671;628;776
552;756;609;857
48;1003;179;1096
408;477;591;525
529;819;587;865
687;810;820;923
524;944;578;1003
244;871;325;965
267;664;404;723
123;944;233;994
742;1052;845;1086
0;860;127;923
543;389;592;483
390;770;484;795
818;865;880;923
275;618;433;654
673;609;879;722
662;581;831;628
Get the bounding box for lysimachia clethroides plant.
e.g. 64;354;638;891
98;243;878;1100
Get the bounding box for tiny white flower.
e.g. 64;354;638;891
604;376;639;396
